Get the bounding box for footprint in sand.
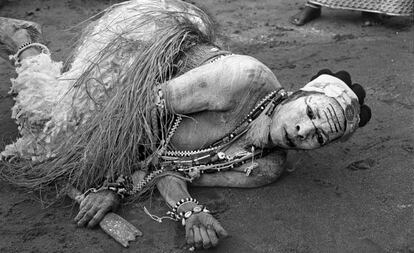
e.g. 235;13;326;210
345;158;376;171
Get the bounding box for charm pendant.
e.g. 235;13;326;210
245;162;258;176
188;167;201;180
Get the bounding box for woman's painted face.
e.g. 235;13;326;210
270;92;346;149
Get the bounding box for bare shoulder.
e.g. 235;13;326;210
218;54;282;92
162;54;283;114
206;55;283;111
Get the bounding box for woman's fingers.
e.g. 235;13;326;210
77;206;98;227
74;191;119;228
74;200;92;222
207;225;219;247
199;226;212;249
186;227;194;246
184;214;227;249
78;195;89;210
211;219;228;238
192;225;203;249
87;208;107;228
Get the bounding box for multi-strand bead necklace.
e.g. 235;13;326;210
84;88;287;198
126;87;287;194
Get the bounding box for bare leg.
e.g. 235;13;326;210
191;150;287;188
289;2;322;26
0;17;42;63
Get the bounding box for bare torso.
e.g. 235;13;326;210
168;55;281;148
164;55;288;184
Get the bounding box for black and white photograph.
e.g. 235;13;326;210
0;0;412;252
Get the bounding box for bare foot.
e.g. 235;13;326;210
361;12;384;27
290;5;321;26
0;17;42;41
0;17;42;62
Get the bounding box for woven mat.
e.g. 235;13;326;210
309;0;413;16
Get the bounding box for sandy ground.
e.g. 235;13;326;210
0;0;413;252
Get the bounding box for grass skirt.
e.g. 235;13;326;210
0;0;217;195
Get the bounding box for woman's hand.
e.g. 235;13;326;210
185;211;228;249
74;190;119;228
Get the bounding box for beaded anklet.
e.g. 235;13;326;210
10;42;50;65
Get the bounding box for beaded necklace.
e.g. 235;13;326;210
85;55;289;197
123;88;287;195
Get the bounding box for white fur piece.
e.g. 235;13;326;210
2;53;66;161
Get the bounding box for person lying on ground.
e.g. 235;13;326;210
0;0;371;250
290;0;413;26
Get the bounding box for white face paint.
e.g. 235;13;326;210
269;92;345;149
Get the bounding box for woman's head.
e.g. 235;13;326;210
269;70;371;149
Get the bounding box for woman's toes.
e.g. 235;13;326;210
289;6;321;26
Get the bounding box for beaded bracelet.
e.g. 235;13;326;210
179;205;210;226
9;42;50;65
172;197;199;214
82;184;127;200
167;197;210;226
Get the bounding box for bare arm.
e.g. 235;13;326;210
191;170;282;188
156;175;228;249
156;174;192;207
162;55;281;114
191;150;287;188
